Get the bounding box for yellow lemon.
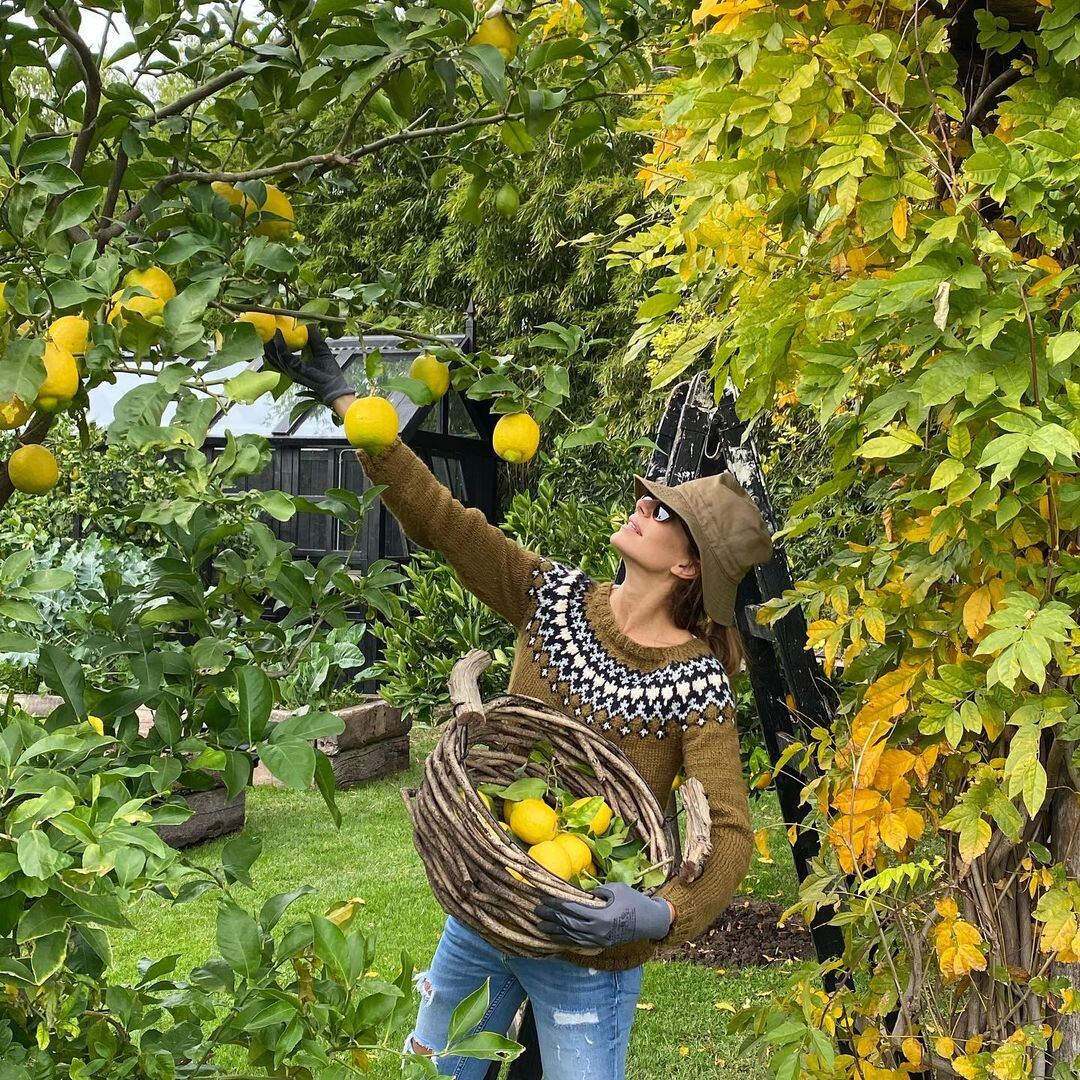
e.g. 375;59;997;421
527;840;572;880
123;266;176;302
0;397;31;431
492;412;540;463
752;769;773;791
478;791;494;814
468;11;518;60
509;798;558;845
252;185;295;240
212;180;248;209
87;715;104;735
47;315;89;356
344;396;399;452
568;797;613;837
107;291;165;328
552;832;592;876
409;353;451;399
0;291;7;318
507;866;526;883
236;311;279;343
503;798;517;824
34;341;80;412
672;771;684;791
8;444;59;495
275;314;309;350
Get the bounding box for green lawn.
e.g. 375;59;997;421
110;726;803;1078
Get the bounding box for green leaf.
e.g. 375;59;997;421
49;186;102;235
221;834;262;887
37;644;86;719
237;665;273;745
447;981;490;1046
269;711;345;743
489;777;547;801
636;292;681;321
446;1031;521;1060
17;831;70;879
311;914;349;981
217;903;263;979
258;739;316;789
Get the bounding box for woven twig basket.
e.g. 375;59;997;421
401;648;714;958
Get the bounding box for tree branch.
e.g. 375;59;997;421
957;66;1023;142
41;7;102;176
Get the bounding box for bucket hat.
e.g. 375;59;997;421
632;470;773;627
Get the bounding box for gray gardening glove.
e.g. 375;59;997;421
262;324;350;408
534;883;672;949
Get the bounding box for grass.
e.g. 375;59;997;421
110;725;805;1078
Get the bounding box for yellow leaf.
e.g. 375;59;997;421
892;196;909;241
879;812;909;851
754;827;773;863
679;1045;690;1055
864;607;887;643
636;1001;655;1011
902;1036;923;1066
936;1036;956;1058
963;586;992;639
351;1048;371;1071
87;715;105;736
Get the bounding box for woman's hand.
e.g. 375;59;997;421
534;883;674;949
262;325;352;409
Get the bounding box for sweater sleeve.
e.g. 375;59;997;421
354;436;542;631
654;710;754;945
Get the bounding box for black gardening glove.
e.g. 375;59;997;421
262;324;351;408
534;883;673;949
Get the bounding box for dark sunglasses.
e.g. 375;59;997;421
641;495;677;523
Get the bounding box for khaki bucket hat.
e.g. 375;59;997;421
632;470;773;627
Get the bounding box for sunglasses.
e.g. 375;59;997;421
641;495;677;523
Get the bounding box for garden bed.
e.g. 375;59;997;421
657;897;815;969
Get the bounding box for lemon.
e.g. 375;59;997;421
752;769;773;791
498;820;511;833
34;341;80;412
503;798;517;824
47;315;89;356
409;353;451;399
236;311;279;343
492;412;540;463
252;185;295;240
509;798;558;845
275;314;308;350
494;183;520;218
672;771;684;791
507;866;526;883
212;180;247;208
0;397;31;431
528;840;572;880
107;291;165;328
345;396;399;452
568;797;613;837
8;445;59;495
552;832;592;875
123;266;176;302
468;11;518;60
478;791;494;814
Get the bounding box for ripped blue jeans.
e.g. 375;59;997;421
404;913;644;1079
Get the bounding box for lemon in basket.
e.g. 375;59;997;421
528;840;572;880
567;796;613;837
509;798;558;845
552;833;592;876
502;798;517;824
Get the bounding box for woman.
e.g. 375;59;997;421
263;329;774;1080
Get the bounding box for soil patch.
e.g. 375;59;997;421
657;896;816;968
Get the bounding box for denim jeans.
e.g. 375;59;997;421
404;913;644;1080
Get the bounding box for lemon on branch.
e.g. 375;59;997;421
212;180;247;209
409;353;451;399
252;185;295;240
8;444;59;495
275;314;308;350
236;311;279;343
344;396;399;452
0;397;31;431
494;182;521;218
492;412;540;463
123;266;176;302
34;341;80;412
47;315;89;356
107;290;165;330
469;6;518;60
509;798;558;844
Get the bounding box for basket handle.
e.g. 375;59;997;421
449;649;492;758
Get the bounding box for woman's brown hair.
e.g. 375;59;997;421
668;528;748;679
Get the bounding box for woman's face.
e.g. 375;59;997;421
611;494;699;578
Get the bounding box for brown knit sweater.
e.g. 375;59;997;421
355;436;754;972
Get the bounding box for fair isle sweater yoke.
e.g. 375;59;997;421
356;436;754;973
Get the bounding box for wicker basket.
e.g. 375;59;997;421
401;649;714;958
